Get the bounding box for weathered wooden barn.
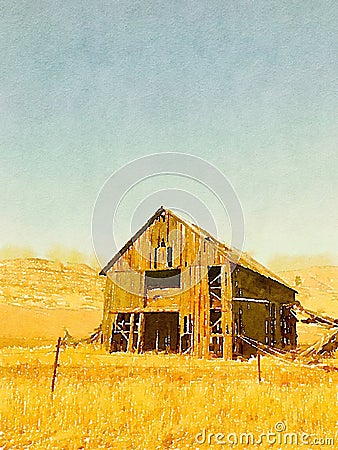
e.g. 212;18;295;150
100;207;297;358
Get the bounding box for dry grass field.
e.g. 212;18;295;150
0;342;337;450
0;260;337;449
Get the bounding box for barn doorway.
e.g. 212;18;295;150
143;312;179;352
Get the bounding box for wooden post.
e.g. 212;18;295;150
200;266;209;359
137;313;145;353
204;292;210;359
127;313;135;352
222;262;233;360
155;329;159;352
102;278;113;350
257;351;262;383
51;337;62;394
193;268;199;357
197;282;203;358
179;314;184;354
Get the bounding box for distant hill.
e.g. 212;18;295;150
0;258;105;310
279;266;338;318
0;258;105;341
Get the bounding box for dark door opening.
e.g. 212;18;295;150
143;312;179;352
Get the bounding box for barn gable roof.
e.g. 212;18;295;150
99;206;296;292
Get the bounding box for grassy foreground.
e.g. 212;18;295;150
0;343;337;449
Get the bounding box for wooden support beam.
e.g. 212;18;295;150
192;268;199;357
196;268;203;358
200;267;210;359
203;291;210;359
222;262;233;360
107;313;117;352
127;313;135;352
137;312;145;353
102;278;113;350
179;314;184;354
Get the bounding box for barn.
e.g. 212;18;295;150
100;207;297;358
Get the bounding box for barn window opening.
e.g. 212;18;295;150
154;244;173;268
167;247;173;267
145;269;181;290
154;248;158;269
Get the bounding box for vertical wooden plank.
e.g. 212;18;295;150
137;312;145;353
109;313;117;351
220;265;226;359
187;226;193;266
179;223;183;266
193;267;199;357
197;265;206;359
203;293;210;358
190;266;195;355
223;261;233;360
102;277;113;349
201;270;210;358
166;209;170;242
198;267;203;358
179;313;184;354
127;313;135;352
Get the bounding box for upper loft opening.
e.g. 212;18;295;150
145;269;181;290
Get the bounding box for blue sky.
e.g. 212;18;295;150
0;1;337;267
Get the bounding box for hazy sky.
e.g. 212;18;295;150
0;1;337;267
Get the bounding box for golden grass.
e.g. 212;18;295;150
0;343;337;449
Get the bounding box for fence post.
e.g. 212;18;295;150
257;350;262;383
51;337;62;394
